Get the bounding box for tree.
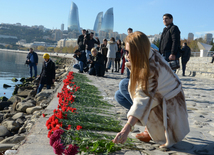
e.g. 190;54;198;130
37;46;45;51
210;44;214;51
47;47;54;52
152;39;160;48
54;47;61;53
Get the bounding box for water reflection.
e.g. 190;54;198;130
0;50;43;98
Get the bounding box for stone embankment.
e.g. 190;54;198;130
0;57;74;154
178;57;214;78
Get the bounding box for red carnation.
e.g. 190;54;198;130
76;125;82;130
50;129;64;146
52;140;64;155
64;144;79;155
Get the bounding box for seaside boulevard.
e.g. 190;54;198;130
9;64;214;155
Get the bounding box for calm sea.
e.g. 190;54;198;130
0;50;43;99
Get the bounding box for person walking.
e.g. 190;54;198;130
181;42;191;76
159;13;181;68
113;31;189;148
106;37;118;73
37;53;55;93
26;48;38;78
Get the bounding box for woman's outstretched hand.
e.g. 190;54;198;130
112;124;130;144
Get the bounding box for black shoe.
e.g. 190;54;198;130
78;71;83;73
112;69;113;73
105;69;108;72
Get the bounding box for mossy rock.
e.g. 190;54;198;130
0;96;8;101
12;78;18;82
20;78;25;82
3;84;11;88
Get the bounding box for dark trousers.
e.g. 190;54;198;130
29;63;37;78
115;59;120;71
182;61;187;76
89;63;104;77
103;56;107;69
211;56;214;63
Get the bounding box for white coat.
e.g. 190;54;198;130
127;49;190;148
106;41;118;58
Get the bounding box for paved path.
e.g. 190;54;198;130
13;68;214;155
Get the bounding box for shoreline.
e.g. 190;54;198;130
0;48;74;58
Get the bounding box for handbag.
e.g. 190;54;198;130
169;59;180;70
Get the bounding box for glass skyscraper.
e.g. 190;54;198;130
100;7;114;33
68;1;81;33
93;12;103;33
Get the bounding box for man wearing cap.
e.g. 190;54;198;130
26;48;38;78
73;49;87;73
37;53;55;93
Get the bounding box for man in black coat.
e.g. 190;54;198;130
37;53;55;93
159;13;181;62
26;48;38;78
77;29;86;52
181;43;191;76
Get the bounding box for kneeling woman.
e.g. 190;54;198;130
112;31;189;148
88;48;105;77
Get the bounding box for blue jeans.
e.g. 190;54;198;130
73;61;84;72
125;59;130;78
29;63;37;78
37;83;51;94
86;50;91;61
115;78;132;109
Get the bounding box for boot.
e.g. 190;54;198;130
136;130;151;142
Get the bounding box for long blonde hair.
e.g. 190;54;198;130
125;31;151;98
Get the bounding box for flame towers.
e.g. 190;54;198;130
93;8;114;33
68;1;81;33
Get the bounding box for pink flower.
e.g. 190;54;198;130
64;144;79;155
50;129;64;146
52;140;64;155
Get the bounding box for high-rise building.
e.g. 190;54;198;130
61;23;64;31
93;12;103;34
188;33;194;41
204;33;213;44
100;8;114;33
68;1;81;34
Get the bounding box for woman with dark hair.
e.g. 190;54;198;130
106;37;118;73
113;31;189;148
115;40;122;72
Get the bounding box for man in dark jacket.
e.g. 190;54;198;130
159;13;181;62
26;48;38;78
84;32;100;61
77;29;86;52
181;43;191;76
88;47;105;77
37;53;55;93
73;49;87;73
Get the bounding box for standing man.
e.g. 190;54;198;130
100;39;108;71
159;13;181;63
181;43;191;76
37;53;55;93
85;32;100;61
26;48;38;78
77;29;86;53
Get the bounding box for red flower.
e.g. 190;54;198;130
52;140;64;155
65;125;71;130
42;114;46;117
50;129;64;146
76;125;82;130
64;144;79;155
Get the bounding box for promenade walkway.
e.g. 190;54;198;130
13;67;214;155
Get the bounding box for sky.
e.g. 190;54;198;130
0;0;214;39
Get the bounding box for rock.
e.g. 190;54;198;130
4;150;18;155
0;101;13;110
28;90;37;98
0;144;15;152
16;100;35;112
0;137;4;142
35;90;53;102
12;85;19;95
16;89;33;98
0;96;8;101
3;113;13;119
39;98;51;108
10;96;22;113
20;77;25;82
0;126;10;137
25;121;34;132
12;112;24;120
3;84;11;88
15;118;25;125
26;106;42;114
11;78;18;82
2;120;21;132
0;135;25;144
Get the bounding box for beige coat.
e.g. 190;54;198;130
106;41;118;58
127;49;190;147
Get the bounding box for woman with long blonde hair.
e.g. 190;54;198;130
113;31;189;148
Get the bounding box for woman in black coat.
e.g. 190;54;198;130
37;53;55;93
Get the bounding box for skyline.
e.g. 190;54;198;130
0;0;214;39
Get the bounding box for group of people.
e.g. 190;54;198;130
26;48;55;94
112;13;190;148
73;29;132;78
